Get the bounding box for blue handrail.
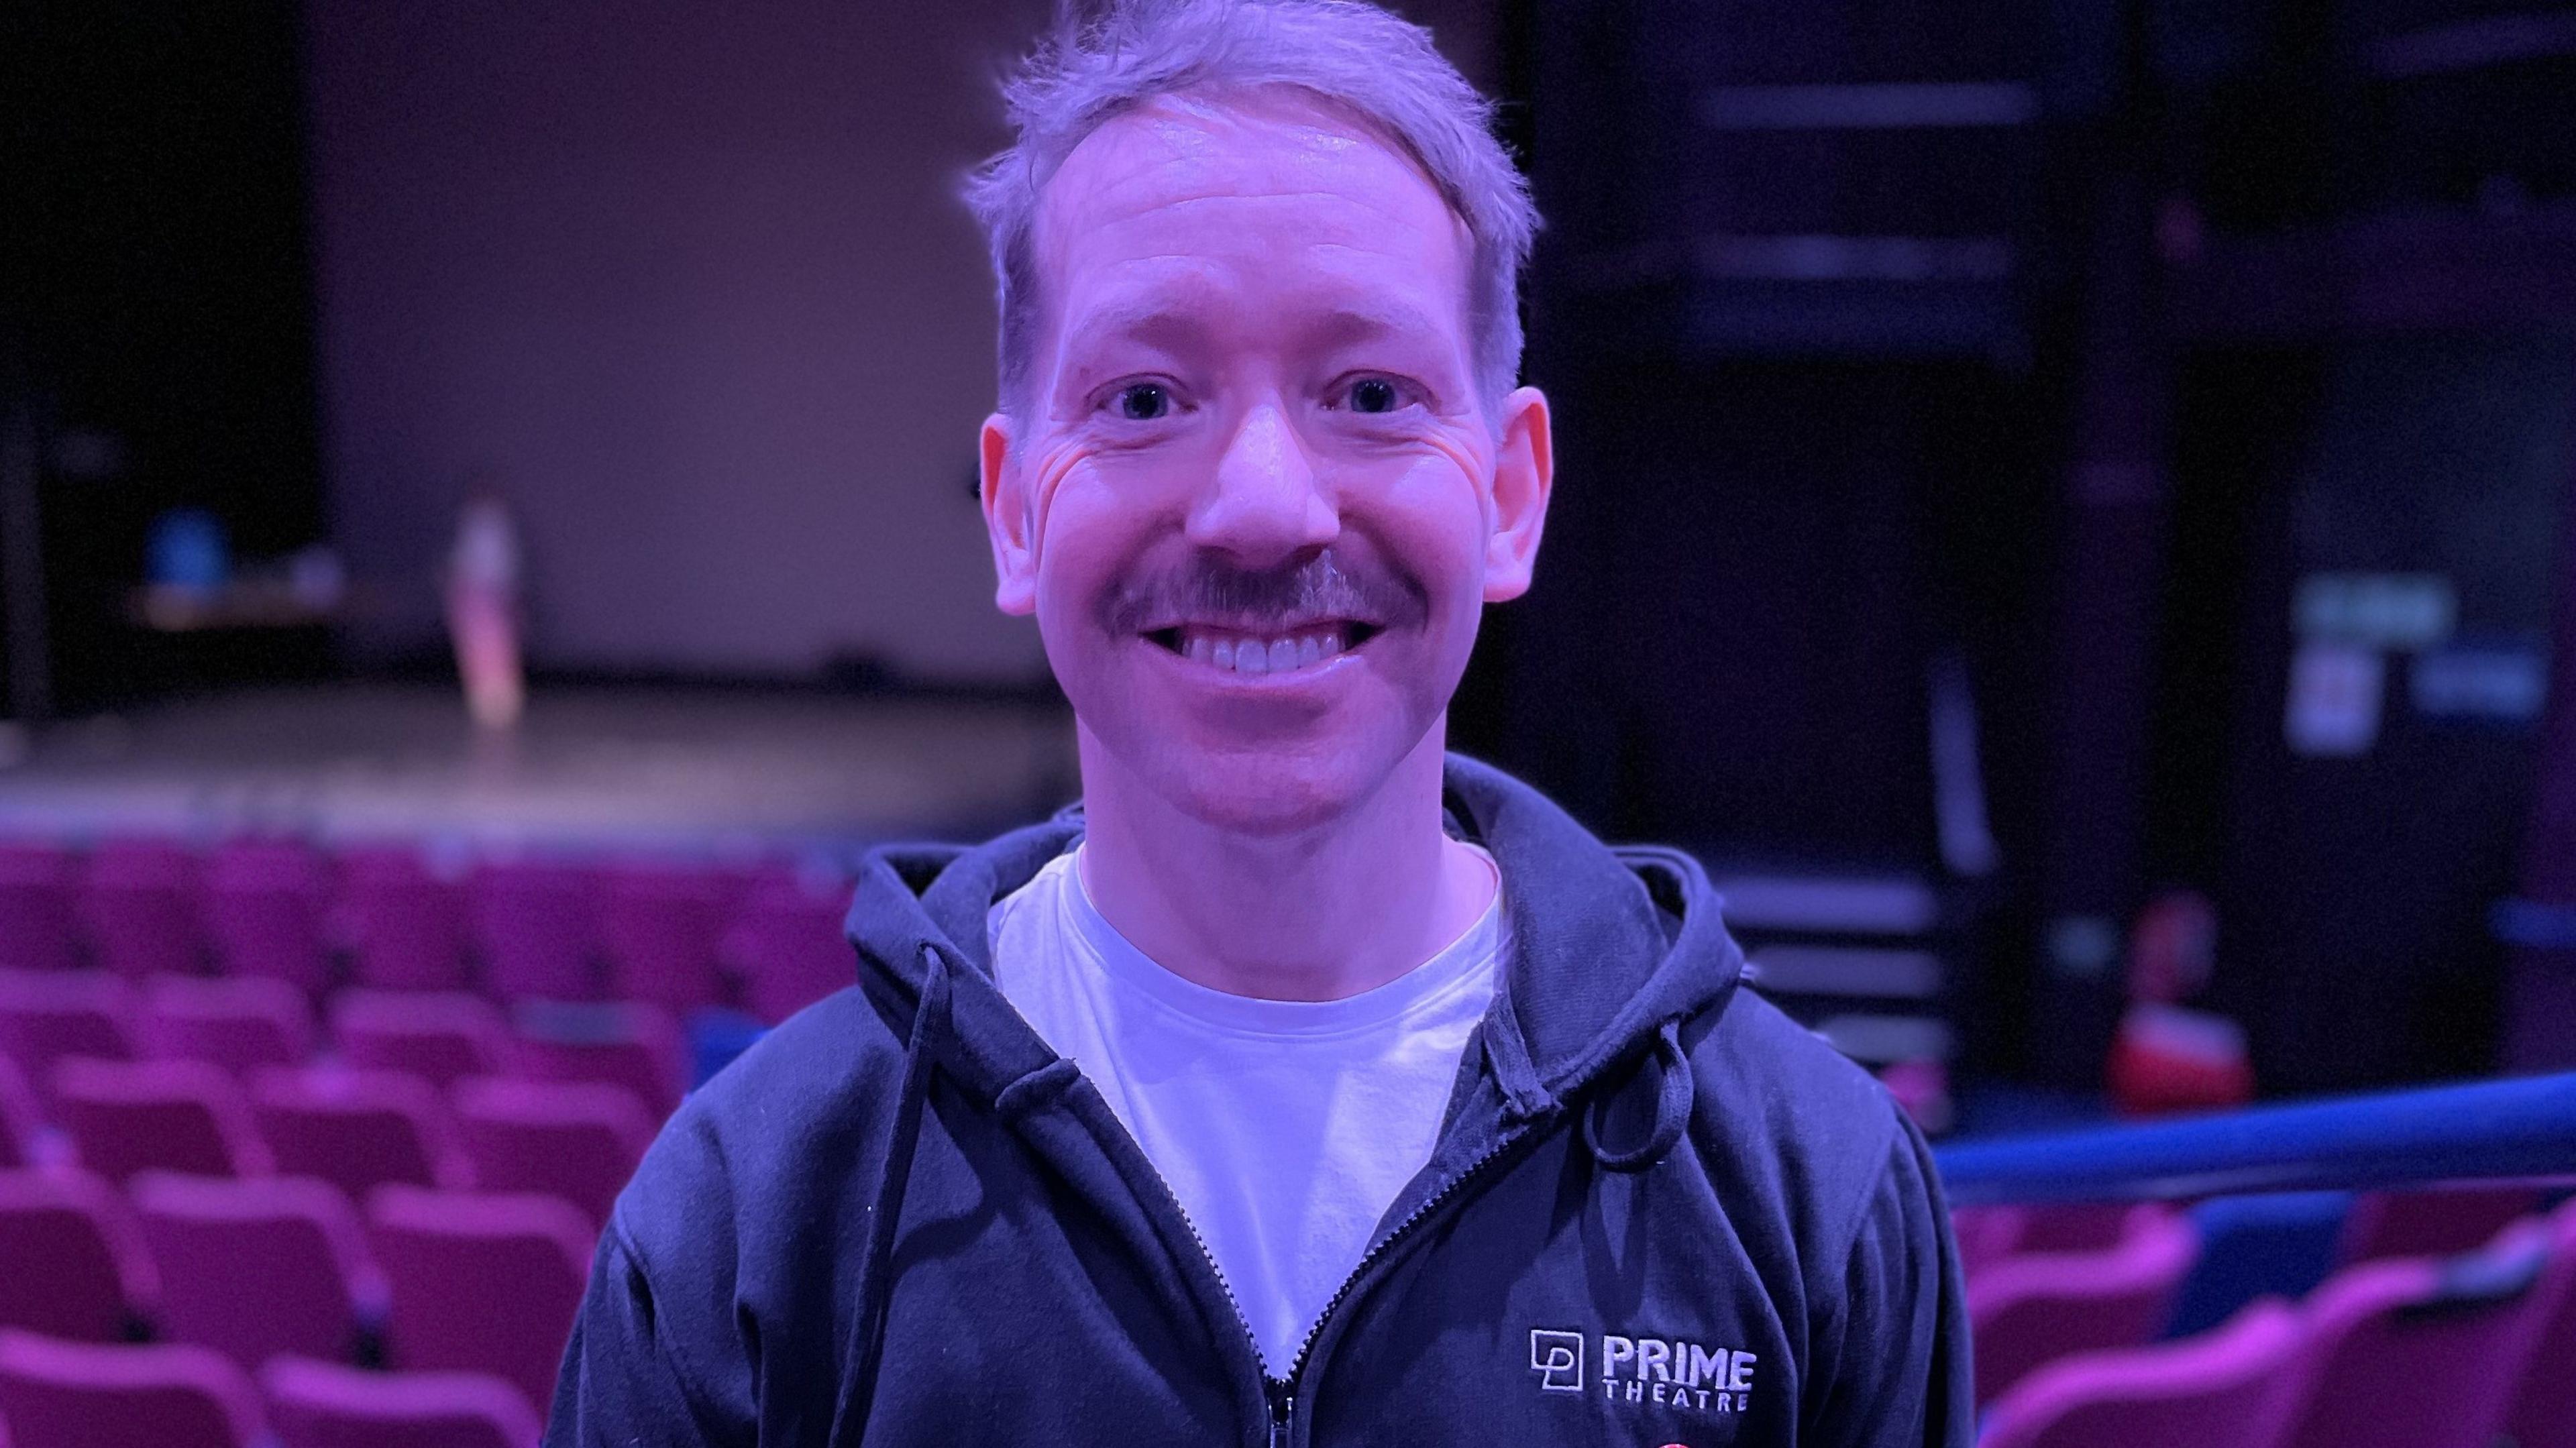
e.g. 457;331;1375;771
1936;1072;2576;1207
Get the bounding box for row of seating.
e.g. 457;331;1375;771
1;1334;540;1448
0;971;687;1119
0;1158;582;1446
0;836;855;1021
1964;1194;2576;1448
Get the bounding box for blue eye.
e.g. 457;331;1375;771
1346;378;1404;414
1113;383;1171;421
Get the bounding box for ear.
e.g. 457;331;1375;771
1481;386;1554;602
979;411;1038;616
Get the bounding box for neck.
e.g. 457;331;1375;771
1072;722;1495;1003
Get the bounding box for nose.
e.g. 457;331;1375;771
1185;401;1339;567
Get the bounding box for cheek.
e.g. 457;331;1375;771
1373;450;1494;604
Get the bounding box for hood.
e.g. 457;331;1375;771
841;752;1747;1117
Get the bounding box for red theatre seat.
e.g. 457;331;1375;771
142;973;317;1077
203;839;335;993
598;861;728;1015
330;990;509;1093
262;1354;541;1448
1978;1297;2304;1448
0;1168;158;1342
368;1185;593;1417
0;970;138;1096
1970;1207;2198;1405
451;1076;653;1228
78;840;207;982
133;1171;384;1374
339;848;473;993
472;860;603;1003
0;1330;265;1448
509;1000;684;1119
250;1066;474;1202
2271;1247;2558;1448
51;1056;274;1184
0;842;80;972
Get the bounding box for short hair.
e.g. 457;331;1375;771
961;0;1540;423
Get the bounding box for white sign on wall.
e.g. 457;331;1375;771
2285;643;2385;757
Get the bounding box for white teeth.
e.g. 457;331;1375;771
1173;626;1356;675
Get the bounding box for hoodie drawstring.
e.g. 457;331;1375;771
1580;1019;1693;1171
833;944;952;1446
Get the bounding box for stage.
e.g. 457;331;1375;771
0;683;1079;856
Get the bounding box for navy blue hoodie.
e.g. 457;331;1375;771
548;755;1972;1445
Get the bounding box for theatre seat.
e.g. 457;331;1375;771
339;850;473;993
142;973;317;1077
133;1172;384;1373
2268;1248;2551;1448
1970;1207;2197;1404
262;1354;541;1448
78;840;207;982
331;990;509;1092
508;1000;684;1119
0;843;80;973
2337;1185;2543;1265
721;869;853;1024
473;860;602;1003
450;1076;652;1228
1978;1298;2303;1448
251;1066;473;1201
598;862;727;1014
0;1168;157;1341
0;1330;264;1448
368;1185;592;1415
0;970;138;1096
51;1056;274;1184
204;840;334;993
2504;1199;2576;1448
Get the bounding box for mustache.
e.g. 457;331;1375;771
1101;549;1426;635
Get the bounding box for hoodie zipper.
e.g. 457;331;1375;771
1270;1123;1540;1447
1165;1119;1536;1448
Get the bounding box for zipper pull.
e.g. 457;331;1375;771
1267;1386;1295;1448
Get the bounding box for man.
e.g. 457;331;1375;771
549;1;1970;1442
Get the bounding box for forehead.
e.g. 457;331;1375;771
1032;88;1472;344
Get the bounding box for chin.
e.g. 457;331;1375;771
1137;728;1413;838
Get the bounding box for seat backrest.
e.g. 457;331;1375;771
133;1172;380;1372
596;864;726;1014
203;841;332;993
0;1168;156;1341
330;990;507;1092
451;1077;653;1229
78;840;207;981
0;970;138;1091
721;871;853;1025
2338;1186;2544;1264
250;1067;472;1201
142;974;315;1076
1970;1207;2199;1404
2271;1248;2552;1448
52;1056;273;1184
0;844;80;973
340;850;472;993
472;861;602;1003
1980;1297;2305;1448
0;1329;264;1448
2504;1199;2576;1448
367;1185;594;1415
2167;1192;2351;1339
0;1053;42;1170
508;1001;683;1118
261;1354;540;1448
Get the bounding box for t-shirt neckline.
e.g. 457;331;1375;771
1055;842;1504;1040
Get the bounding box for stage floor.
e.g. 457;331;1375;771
0;683;1078;855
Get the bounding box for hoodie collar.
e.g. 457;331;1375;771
843;753;1746;1113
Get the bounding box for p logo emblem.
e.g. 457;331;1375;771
1529;1329;1585;1392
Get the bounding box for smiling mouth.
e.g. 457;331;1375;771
1143;621;1384;676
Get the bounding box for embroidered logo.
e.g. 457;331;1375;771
1529;1330;1586;1392
1527;1329;1757;1416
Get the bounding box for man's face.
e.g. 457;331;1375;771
980;87;1551;834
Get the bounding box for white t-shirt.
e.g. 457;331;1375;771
987;843;1506;1376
